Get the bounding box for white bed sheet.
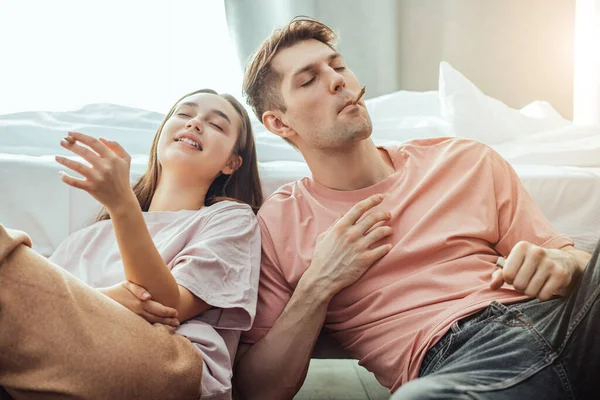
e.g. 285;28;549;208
1;62;599;256
512;164;600;253
0;154;597;256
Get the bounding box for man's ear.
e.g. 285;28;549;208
263;110;297;141
221;155;243;175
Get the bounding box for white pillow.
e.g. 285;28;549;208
0;104;163;156
438;62;571;145
366;90;442;119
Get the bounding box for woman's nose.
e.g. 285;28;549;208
186;117;203;133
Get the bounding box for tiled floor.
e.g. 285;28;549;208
295;360;390;400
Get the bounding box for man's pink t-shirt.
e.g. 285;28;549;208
241;138;573;392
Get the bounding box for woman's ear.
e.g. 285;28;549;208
263;111;296;141
221;154;243;175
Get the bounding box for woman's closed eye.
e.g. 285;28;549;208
177;112;191;118
209;122;224;132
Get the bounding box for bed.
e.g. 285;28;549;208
1;62;599;257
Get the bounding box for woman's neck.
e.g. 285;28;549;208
148;172;209;212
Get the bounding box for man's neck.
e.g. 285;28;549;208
305;139;395;191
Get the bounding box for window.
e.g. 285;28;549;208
0;0;242;114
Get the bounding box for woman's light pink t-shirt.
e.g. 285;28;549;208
50;200;261;400
242;138;573;392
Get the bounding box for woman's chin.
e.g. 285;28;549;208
160;154;200;171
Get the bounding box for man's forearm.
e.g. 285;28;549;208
234;276;333;400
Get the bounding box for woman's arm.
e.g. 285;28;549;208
105;181;211;319
56;132;210;320
109;198;180;308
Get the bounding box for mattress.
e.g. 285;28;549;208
1;153;598;256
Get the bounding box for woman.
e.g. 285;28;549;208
0;89;263;400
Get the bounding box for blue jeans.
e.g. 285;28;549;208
391;241;600;400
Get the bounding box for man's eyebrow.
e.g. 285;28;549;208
177;102;231;124
291;52;342;79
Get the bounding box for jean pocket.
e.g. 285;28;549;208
443;305;556;393
421;304;504;376
419;332;455;377
452;305;498;334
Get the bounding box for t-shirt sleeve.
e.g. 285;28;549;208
48;226;88;268
489;147;574;256
240;215;294;344
48;236;69;265
171;204;261;331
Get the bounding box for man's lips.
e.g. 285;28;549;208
339;101;359;114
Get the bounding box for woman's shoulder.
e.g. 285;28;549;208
142;200;255;225
183;201;259;242
203;200;256;218
50;219;113;261
188;200;258;231
64;218;112;242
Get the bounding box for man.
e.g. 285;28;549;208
233;16;596;399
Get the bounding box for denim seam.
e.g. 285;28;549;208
450;321;461;334
426;335;455;375
489;301;509;313
496;310;558;364
425;309;495;376
557;280;600;355
458;358;552;393
551;360;576;400
416;297;521;367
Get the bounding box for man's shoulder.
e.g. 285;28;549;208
257;178;312;225
394;137;491;163
399;136;489;153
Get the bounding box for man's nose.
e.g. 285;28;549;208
330;71;346;94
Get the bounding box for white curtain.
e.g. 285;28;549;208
0;0;242;115
574;0;600;124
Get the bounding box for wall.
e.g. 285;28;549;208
225;0;576;119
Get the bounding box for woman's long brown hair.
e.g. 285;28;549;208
96;89;263;221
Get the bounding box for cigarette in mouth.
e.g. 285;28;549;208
64;136;75;144
353;86;366;104
496;257;506;268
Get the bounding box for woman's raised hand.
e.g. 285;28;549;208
56;131;136;213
